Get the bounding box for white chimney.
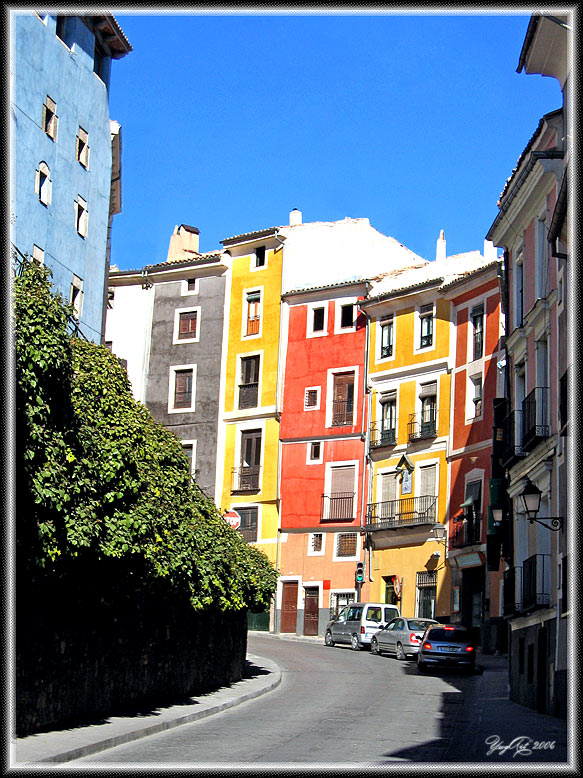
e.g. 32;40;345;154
167;224;200;262
436;229;446;262
483;239;497;262
289;208;302;226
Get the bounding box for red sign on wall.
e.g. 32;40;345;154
223;510;241;530
323;580;331;590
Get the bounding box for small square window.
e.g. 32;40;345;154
310;442;321;460
304;388;319;410
336;533;357;558
341;304;354;329
312;533;323;552
255;246;266;267
178;310;198;340
43;96;57;140
187;278;197;291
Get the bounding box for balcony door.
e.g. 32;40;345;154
329;465;355;519
419;464;437;521
239;429;261;490
332;372;355;426
380;471;397;520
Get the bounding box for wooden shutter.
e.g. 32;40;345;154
179;310;198;338
174;369;193;408
241;429;261;467
381;472;398;502
419;465;436;496
331;465;354;495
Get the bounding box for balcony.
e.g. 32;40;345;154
501;409;525;467
232;466;260;493
369;421;397;449
408;412;438;442
449;512;482;550
520;553;551;612
521;387;549;451
238;382;258;410
320;492;354;522
331;400;354;427
246;317;260;336
364;495;437;531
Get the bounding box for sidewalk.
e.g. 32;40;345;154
12;654;281;766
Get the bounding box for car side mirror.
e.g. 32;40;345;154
379;623;385;629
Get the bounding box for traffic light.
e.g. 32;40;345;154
355;561;365;584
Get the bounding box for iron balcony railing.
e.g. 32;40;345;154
521;387;550;451
521;553;551;612
408;412;438;442
365;495;437;531
381;343;393;358
320;492;355;522
473;329;483;360
449;512;482;550
238;382;259;409
369;421;397;449
232;466;261;492
332;399;354;427
501;409;525;467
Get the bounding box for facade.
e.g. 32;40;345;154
10;12;131;342
360;234;498;630
106;225;229;499
441;261;505;650
486;13;570;716
278;280;370;635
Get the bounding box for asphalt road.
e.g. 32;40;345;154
71;633;495;765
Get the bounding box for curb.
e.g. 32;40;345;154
13;655;281;766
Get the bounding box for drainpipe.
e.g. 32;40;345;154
359;298;373;583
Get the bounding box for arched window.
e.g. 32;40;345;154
35;162;52;206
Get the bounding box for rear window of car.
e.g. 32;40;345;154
409;620;435;631
426;628;470;643
366;606;382;622
384;607;399;622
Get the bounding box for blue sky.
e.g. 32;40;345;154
108;11;563;270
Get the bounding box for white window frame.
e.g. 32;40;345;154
307;301;328;338
466;369;483;422
414;302;435;354
378;387;398;441
181;277;199;296
230;502;261;544
236;350;263;411
168;363;197;414
70;274;83;319
35;162;52;206
242;286;263;339
324;459;359;521
377;316;395;363
534;206;548;302
250;246;268;272
325;365;359;428
76;126;90;169
32;245;44;264
468;301;485;363
233;418;266;495
181;439;197;476
306;440;323;465
334;297;358;335
173;306;202;344
416;375;439;420
307;532;326;557
415;459;440;499
463;469;485;516
75;196;88;237
333;532;360;562
303;385;321;411
514;244;524;330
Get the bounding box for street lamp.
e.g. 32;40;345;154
491;507;503;526
518;478;563;531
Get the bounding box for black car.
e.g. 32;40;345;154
416;625;476;672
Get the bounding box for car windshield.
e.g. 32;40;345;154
409;620;435;631
427;628;470;643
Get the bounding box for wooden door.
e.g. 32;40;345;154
303;587;319;636
281;582;298;633
332;372;355;425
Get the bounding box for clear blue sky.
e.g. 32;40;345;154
108;11;563;270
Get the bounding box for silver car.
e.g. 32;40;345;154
371;617;439;660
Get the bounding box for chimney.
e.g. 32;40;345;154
436;229;446;262
289;208;302;226
167;224;200;262
483;239;497;263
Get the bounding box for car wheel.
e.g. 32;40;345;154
371;638;380;655
350;634;361;651
396;642;406;661
324;630;334;647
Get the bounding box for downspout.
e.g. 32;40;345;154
359;297;373;584
273;231;286;634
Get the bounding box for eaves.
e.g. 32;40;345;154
360;277;443;308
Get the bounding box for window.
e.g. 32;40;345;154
32;245;44;264
378;472;398;520
465;480;482;517
304;387;320;411
255;246;266;268
35;162;52;206
173;369;194;409
311;533;323;553
182;441;196;476
246;291;261;336
515;250;524;328
419;381;437;436
380;391;397;444
76;127;89;168
70;275;83;319
380;316;394;358
419;464;436;497
332;371;355;426
340;304;354;329
235;506;258;543
535;214;547;300
416;571;437;619
187;278;197;292
55;15;74;47
178;310;198;339
469;374;482;418
419;304;433;348
328;465;355;520
309;442;321;461
42;96;57;139
75;196;88;237
239;355;260;409
313;307;325;332
471;305;484;360
336;533;357;558
235;429;262;491
329;591;355;618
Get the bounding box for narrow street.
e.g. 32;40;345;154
70;634;568;765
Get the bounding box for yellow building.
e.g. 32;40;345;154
216;228;284;571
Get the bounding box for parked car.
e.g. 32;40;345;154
371;617;439;660
416;624;476;672
325;602;400;650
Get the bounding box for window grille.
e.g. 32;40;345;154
336;533;357;557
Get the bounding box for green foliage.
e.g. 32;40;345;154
14;259;278;611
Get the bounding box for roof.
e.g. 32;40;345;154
221;227;281;246
85;15;132;57
439;259;502;291
145;251;223;270
283;278;370;298
179;224;200;234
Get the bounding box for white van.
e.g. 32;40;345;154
325;602;401;650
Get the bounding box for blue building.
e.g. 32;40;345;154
10;12;131;342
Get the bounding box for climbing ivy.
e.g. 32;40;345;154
14;259;278;611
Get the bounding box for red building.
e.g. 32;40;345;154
276;280;370;636
442;261;505;649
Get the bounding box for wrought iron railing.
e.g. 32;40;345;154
521;553;551;611
232;466;261;492
521;387;549;450
238;382;259;409
369;421;397;449
320;492;355;522
408;412;438;441
365;495;437;530
449;512;482;550
473;330;483;360
332;400;354;427
502;409;525;466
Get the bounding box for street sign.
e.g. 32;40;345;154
223;510;241;530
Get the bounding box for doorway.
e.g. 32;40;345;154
303;587;319;636
280;581;298;633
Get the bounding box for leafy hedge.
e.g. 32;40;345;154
14;259;278;612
